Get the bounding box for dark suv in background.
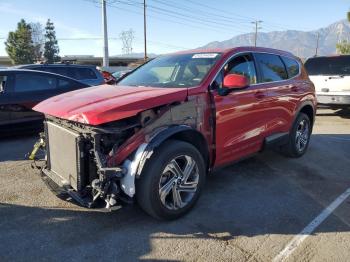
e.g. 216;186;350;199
15;64;104;86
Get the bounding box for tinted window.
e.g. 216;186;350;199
68;68;97;80
14;73;57;92
281;56;299;78
225;54;257;84
255;53;288;82
304;56;350;76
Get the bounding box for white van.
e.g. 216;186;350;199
305;55;350;107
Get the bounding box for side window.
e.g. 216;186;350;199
14;73;57;92
255;53;288;82
0;75;7;93
69;68;98;80
225;54;257;84
281;56;299;78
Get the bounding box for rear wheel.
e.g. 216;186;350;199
136;140;206;220
281;113;311;158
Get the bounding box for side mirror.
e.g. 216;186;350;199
223;74;249;89
218;74;249;96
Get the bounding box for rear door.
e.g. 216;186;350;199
253;53;298;136
212;53;269;166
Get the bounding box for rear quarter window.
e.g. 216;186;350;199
281;56;300;78
255;53;288;82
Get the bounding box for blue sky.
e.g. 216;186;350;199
0;0;349;56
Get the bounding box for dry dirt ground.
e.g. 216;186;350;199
0;108;349;261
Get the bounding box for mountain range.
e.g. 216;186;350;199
199;20;350;58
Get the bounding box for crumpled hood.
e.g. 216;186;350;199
34;84;188;125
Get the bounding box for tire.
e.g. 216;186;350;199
136;140;206;220
281;113;312;158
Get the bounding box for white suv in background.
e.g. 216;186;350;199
305;55;350;107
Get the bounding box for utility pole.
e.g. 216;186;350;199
102;0;109;67
315;32;320;57
143;0;148;61
251;20;263;47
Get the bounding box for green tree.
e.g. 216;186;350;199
43;19;60;63
5;19;35;64
337;40;350;54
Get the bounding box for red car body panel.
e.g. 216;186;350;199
35;47;316;169
34;84;188;125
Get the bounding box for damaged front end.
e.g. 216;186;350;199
31;115;141;210
30;94;211;211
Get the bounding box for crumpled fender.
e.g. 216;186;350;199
119;125;194;197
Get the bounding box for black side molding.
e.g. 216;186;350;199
264;132;289;149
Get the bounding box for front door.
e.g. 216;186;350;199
211;53;268;166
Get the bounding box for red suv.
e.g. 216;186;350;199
32;47;316;219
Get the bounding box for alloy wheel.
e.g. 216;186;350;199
295;119;310;152
158;155;199;210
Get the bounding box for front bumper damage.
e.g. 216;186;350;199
30;116;138;211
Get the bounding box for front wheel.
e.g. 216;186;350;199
281;113;312;158
136;140;206;220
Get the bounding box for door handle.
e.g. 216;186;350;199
254;91;265;99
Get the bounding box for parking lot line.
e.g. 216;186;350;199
273;187;350;262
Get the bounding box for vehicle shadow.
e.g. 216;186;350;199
1;134;349;261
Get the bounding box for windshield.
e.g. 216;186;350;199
117;53;222;88
305;56;350;76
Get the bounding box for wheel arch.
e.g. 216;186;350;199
137;125;210;176
295;101;316;128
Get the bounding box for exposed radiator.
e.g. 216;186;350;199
46;121;82;191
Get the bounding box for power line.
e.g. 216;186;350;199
149;0;254;28
103;0;251;33
104;1;240;34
